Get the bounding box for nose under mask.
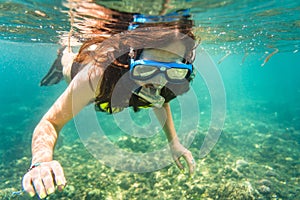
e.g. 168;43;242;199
133;85;165;108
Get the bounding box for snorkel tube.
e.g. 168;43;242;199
133;85;165;108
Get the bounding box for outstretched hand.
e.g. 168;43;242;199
169;141;196;176
22;160;67;199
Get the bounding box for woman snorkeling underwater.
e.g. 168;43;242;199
22;1;200;199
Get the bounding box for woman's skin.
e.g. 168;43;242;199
22;41;196;199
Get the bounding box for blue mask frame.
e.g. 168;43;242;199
130;59;193;83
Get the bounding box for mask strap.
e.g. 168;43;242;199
129;47;144;60
128;9;191;30
129;47;135;59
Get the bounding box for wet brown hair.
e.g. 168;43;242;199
70;5;199;113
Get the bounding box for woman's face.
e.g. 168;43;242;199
131;41;188;107
136;41;186;88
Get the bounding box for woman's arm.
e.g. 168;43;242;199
23;66;103;199
31;86;76;164
153;103;196;176
31;71;95;163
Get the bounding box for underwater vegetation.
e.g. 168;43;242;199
1;100;299;199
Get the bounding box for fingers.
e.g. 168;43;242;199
22;173;36;197
41;166;55;195
51;161;67;190
32;173;47;199
173;156;185;172
187;157;196;177
23;167;48;199
182;151;196;177
22;161;66;199
170;142;196;176
173;150;196;176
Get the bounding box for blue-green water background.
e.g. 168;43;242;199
0;0;300;199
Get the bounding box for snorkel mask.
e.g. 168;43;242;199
130;58;193;108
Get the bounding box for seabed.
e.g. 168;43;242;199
1;102;299;200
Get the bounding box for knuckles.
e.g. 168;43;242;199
50;160;62;169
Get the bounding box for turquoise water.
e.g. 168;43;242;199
1;0;300;199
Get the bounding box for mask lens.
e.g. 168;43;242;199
166;68;188;80
132;65;158;79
